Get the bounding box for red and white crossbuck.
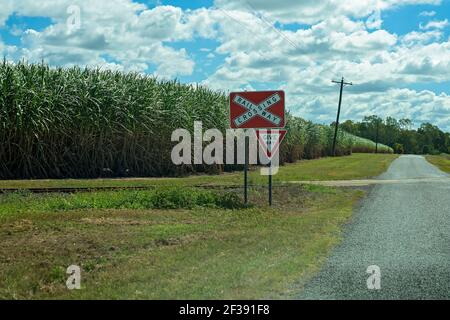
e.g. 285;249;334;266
229;91;285;129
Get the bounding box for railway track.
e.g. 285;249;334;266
0;184;290;194
0;186;153;194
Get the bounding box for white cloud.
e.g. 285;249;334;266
1;1;202;77
420;19;449;30
0;0;14;26
419;10;437;17
134;6;185;41
285;88;450;131
401;30;442;46
366;11;383;30
214;0;442;24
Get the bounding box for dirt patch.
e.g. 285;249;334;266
245;185;318;211
2;219;35;234
154;237;184;246
80;217;156;226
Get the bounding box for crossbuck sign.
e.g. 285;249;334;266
229;90;286;207
229;91;285;129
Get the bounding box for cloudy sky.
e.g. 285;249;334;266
1;0;450;130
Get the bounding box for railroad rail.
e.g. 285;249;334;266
0;184;293;194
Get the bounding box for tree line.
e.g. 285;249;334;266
339;115;450;155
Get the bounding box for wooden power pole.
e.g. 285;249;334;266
331;77;352;156
375;120;379;154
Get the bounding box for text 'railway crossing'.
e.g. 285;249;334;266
229;91;285;129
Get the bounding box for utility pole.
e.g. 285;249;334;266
375;120;379;154
331;77;352;156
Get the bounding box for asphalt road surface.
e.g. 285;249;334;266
298;155;450;299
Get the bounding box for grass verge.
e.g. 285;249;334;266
0;153;398;190
0;185;364;299
425;154;450;173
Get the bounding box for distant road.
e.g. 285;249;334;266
298;155;450;299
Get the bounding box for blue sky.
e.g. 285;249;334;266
1;0;449;130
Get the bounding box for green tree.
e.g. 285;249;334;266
393;143;404;154
336;116;449;155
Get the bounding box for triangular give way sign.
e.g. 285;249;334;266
256;129;287;160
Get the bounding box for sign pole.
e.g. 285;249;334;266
256;129;287;207
268;160;272;206
244;135;249;205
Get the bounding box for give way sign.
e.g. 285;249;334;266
229;91;285;129
256;129;287;160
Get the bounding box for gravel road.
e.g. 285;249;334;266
298;155;450;299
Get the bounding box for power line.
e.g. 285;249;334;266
215;7;257;35
244;1;300;51
215;7;274;63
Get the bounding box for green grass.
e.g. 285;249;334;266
0;185;364;299
250;153;399;183
0;153;398;190
425;154;450;173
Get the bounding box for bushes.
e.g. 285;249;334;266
393;143;404;154
0;61;391;179
0;188;244;212
422;145;440;155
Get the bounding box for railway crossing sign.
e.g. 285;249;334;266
229;91;285;129
256;129;287;160
230;90;286;207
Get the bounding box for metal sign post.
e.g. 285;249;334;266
244;135;249;205
256;129;287;206
268;160;272;206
